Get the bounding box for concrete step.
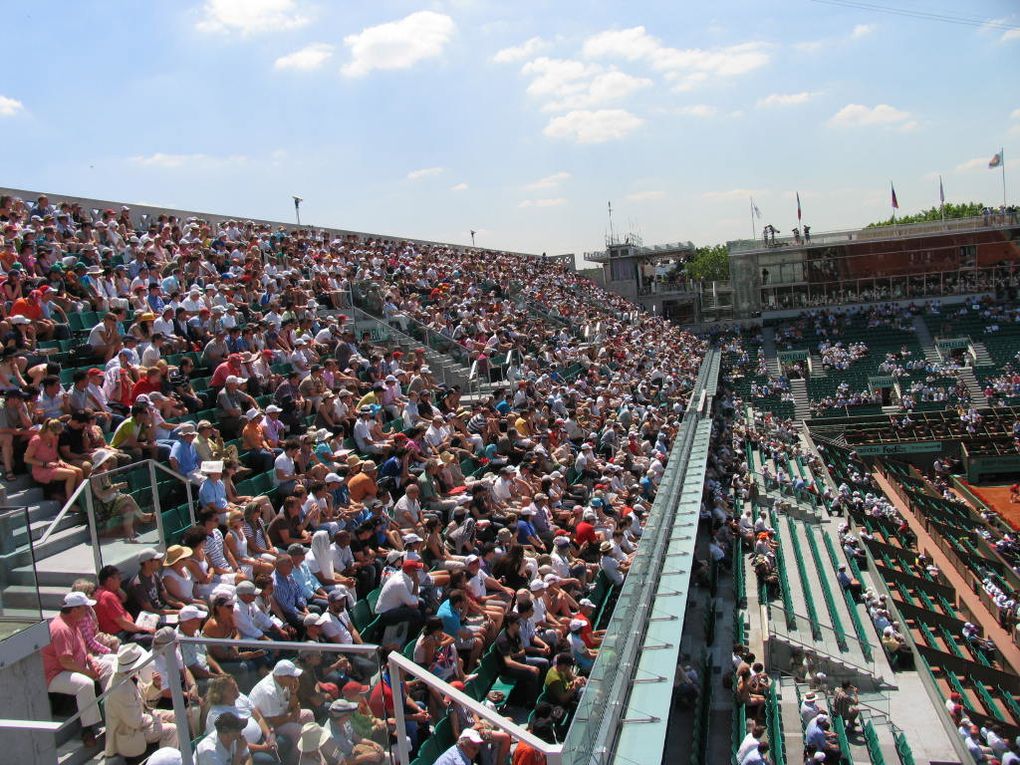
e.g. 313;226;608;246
1;523;90;571
777;675;805;759
3;583;69;611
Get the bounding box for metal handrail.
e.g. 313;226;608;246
38;459;193;573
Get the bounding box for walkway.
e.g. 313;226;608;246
871;470;1020;671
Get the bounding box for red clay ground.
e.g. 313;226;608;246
960;480;1020;531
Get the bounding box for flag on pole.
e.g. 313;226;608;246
751;198;762;219
939;175;945;204
890;182;899;210
989;151;1003;169
796;192;802;222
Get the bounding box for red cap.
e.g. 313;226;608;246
87;368;104;376
449;680;466;691
402;560;424;571
228;353;243;362
341;681;370;697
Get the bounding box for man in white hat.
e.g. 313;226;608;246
104;644;178;758
249;659;315;759
169;422;203;484
198;460;230;523
434;727;485;765
40;590;110;747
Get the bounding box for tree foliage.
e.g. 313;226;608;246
684;244;729;281
866;201;987;228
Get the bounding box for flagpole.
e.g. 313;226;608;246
750;196;757;241
939;175;945;222
1002;147;1007;207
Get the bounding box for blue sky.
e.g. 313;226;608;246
2;1;1018;259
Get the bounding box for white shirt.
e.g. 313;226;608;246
196;733;243;765
394;494;421;527
273;452;296;485
322;609;354;644
375;571;418;613
233;599;268;640
248;673;292;718
331;543;354;573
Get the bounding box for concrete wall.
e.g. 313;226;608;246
0;650;58;764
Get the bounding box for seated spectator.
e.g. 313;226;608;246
90;449;153;540
25;418;85;500
249;660;316;762
41;591;112;748
104;643;178;759
126;547;183;619
94;564;157;647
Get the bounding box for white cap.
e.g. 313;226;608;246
179;604;207;622
569;618;585;632
458;729;484;744
63;591;95;608
273;659;303;677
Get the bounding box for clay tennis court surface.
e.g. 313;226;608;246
960;481;1020;530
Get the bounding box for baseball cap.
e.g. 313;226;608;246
137;547;164;563
63;591;95;608
272;659;303;677
179;604;207;622
459;729;484;745
235;580;260;596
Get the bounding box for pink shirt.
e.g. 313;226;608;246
41;614;90;684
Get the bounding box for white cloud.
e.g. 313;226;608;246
450;182;469;191
1002;28;1020;42
797;22;877;52
129;153;248;168
1011;108;1020;120
582;27;770;91
757;91;818;108
274;43;334;71
520;57;651;112
675;104;716;117
625;190;665;202
955;157;990;173
0;95;24;117
407;166;445;181
342;11;455;78
196;0;309;35
519;197;567;208
493;36;547;63
525;171;571;190
828;103;913;128
543;109;644;144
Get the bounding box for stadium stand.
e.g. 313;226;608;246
0;190;713;765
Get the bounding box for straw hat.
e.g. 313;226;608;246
163;545;193;566
297;722;332;753
115;643;151;675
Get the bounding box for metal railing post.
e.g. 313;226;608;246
82;481;102;575
160;638;195;765
147;460;165;547
389;659;411;765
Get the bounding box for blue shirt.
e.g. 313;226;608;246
437;599;462;638
198;477;228;511
170;439;200;477
433;745;472;765
517;520;537;545
293;561;320;599
272;571;306;617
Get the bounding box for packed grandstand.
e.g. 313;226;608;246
3;189;1020;765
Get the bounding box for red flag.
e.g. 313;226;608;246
890;182;899;210
796;192;802;222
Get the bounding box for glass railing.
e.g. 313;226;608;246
768;603;877;677
0;505;42;641
560;350;717;765
729;212;1020;253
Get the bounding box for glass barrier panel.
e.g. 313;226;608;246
0;506;43;639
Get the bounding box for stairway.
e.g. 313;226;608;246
791;378;810;420
970;340;994;367
957;366;985;402
762;327;782;377
912;315;941;364
808;354;827;378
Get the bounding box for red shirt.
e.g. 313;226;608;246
577;613;597;649
512;741;546;765
574;521;596;546
10;297;42;320
94;587;130;634
41;614;91;684
130;377;162;402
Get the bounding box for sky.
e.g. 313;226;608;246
1;0;1019;261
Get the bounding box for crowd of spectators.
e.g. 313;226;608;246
11;192;708;764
